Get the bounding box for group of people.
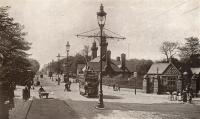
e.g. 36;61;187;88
64;81;72;91
182;86;193;103
169;85;194;103
113;84;120;91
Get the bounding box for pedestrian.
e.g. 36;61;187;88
188;86;193;103
64;83;68;92
113;84;115;91
27;81;31;90
68;81;71;91
23;86;29;101
58;77;61;85
182;89;187;102
177;90;181;101
118;85;120;91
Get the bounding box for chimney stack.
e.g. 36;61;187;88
104;50;111;72
106;50;111;64
116;57;120;61
91;41;98;59
121;53;126;70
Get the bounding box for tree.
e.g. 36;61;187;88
81;45;91;63
178;37;200;60
0;6;31;84
82;45;90;56
160;41;178;62
29;59;40;73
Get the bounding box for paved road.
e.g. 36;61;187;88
26;99;79;119
25;76;79;119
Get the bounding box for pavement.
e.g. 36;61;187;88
9;75;200;119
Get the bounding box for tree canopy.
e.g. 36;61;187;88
178;37;200;60
0;6;38;84
160;41;178;62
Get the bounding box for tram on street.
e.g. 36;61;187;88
78;70;99;97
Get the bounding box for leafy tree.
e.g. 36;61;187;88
0;6;31;84
160;41;178;62
82;45;90;57
178;37;200;60
29;58;40;73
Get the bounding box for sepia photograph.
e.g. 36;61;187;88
0;0;200;119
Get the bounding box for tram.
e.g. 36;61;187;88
78;70;99;97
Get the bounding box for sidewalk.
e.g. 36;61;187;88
9;86;33;119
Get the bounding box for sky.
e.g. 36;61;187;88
0;0;200;68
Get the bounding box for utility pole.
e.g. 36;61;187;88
134;72;137;95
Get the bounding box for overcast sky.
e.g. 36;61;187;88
0;0;200;67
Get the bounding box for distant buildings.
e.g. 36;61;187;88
77;39;132;80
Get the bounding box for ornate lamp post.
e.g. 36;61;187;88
96;4;107;109
57;53;61;78
65;41;70;82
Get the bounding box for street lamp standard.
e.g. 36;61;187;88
65;41;70;82
96;4;107;109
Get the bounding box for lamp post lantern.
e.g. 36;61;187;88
96;4;107;109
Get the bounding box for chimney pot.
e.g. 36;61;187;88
121;53;126;70
116;57;120;61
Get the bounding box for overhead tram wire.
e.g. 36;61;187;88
76;27;99;37
103;28;126;40
152;1;187;19
183;6;200;14
132;1;189;33
76;27;125;41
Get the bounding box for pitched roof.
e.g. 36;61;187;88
77;64;85;71
112;60;136;72
191;68;200;74
90;57;101;62
147;63;170;74
86;57;122;72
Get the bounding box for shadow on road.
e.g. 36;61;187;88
65;99;200;119
103;95;122;99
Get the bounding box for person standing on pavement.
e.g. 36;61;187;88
188;86;193;103
58;77;61;85
182;88;187;102
113;84;115;91
64;83;68;92
23;86;29;101
68;81;71;91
